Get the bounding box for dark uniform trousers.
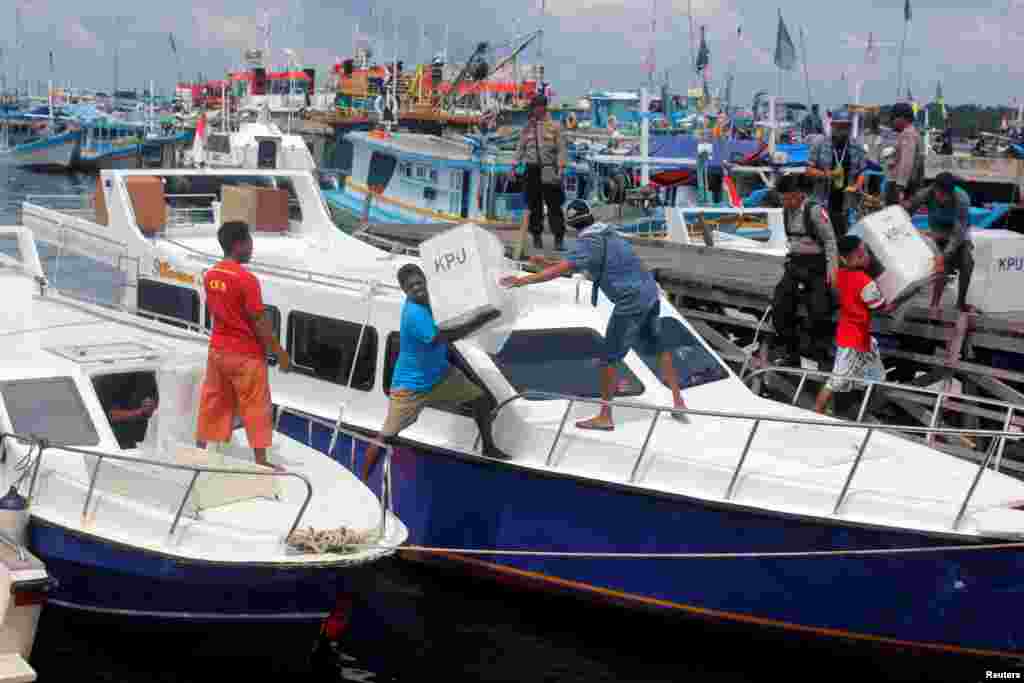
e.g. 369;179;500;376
771;253;835;364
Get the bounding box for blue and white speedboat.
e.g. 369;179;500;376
11;126;80;170
0;225;406;632
18;168;1024;659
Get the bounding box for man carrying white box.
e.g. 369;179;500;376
501;200;690;431
902;172;975;313
362;264;504;480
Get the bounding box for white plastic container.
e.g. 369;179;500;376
419;223;519;332
850;206;937;307
967;229;1024;313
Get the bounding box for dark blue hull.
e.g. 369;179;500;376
276;412;1024;658
28;518;374;622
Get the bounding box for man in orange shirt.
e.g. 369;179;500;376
196;221;291;470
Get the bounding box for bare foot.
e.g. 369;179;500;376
670;402;691;424
257;460;286;472
576;415;615;431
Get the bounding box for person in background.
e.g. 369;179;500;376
769;174;839;369
96;373;158;449
941;128;954;156
196;221;291;471
362;264;503;480
806;110;867;236
885;102;925;206
902;172;976;313
515;94;568;251
815;235;892;418
500;199;690;431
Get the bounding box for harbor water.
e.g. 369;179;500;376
0;155;1017;683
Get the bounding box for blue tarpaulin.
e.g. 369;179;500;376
646;135;766;170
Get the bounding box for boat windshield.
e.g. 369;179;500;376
0;377;100;446
489;320;729;400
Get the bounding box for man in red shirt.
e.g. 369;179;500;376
196;221;290;469
815;235;892;417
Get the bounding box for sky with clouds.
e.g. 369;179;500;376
1;0;1021;108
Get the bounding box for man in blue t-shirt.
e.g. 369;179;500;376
362;264;503;480
501;199;690;431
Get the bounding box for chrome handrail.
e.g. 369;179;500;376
490;391;1024;531
743;366;1024;464
272;405;395;541
163;238;405;295
2;431;314;540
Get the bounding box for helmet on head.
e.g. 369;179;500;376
564;199;593;228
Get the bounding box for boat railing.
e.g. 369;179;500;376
162;237;405;296
1;424;394;545
489;390;1024;531
743;366;1024;474
271;405;394;541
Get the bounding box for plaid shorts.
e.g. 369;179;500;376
826;339;885;393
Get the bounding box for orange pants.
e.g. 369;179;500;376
196;349;273;449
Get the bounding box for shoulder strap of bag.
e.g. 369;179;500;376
533;121;546;168
590;229;610;307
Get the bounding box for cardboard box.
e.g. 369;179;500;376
851;206;937;308
967;229;1024;313
124;176;166;235
220;185;290;232
419;223;518;331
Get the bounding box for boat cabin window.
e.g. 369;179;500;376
92;371;159;449
0;377;100;446
489;328;645;399
138;279;200;329
257;140;278;169
205;303;281;340
634;318;730;390
287;312;377;391
367;152;398;189
155;174;304;223
206;133;231;155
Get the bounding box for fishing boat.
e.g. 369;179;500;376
0;223;406;649
322;129;526;225
16;167;1024;659
11;126;80;170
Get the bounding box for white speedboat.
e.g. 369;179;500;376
0;226;406;641
17;168;1024;659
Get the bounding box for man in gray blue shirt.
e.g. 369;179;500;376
501;199;689;430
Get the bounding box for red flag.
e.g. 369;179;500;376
195;111;207;141
723;175;741;208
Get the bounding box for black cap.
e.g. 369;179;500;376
530;94;548;108
891;102;914;121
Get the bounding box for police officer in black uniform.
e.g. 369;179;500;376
768;174;840;368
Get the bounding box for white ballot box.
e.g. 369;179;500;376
968;229;1024;314
851;206;937;308
419;223;519;333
